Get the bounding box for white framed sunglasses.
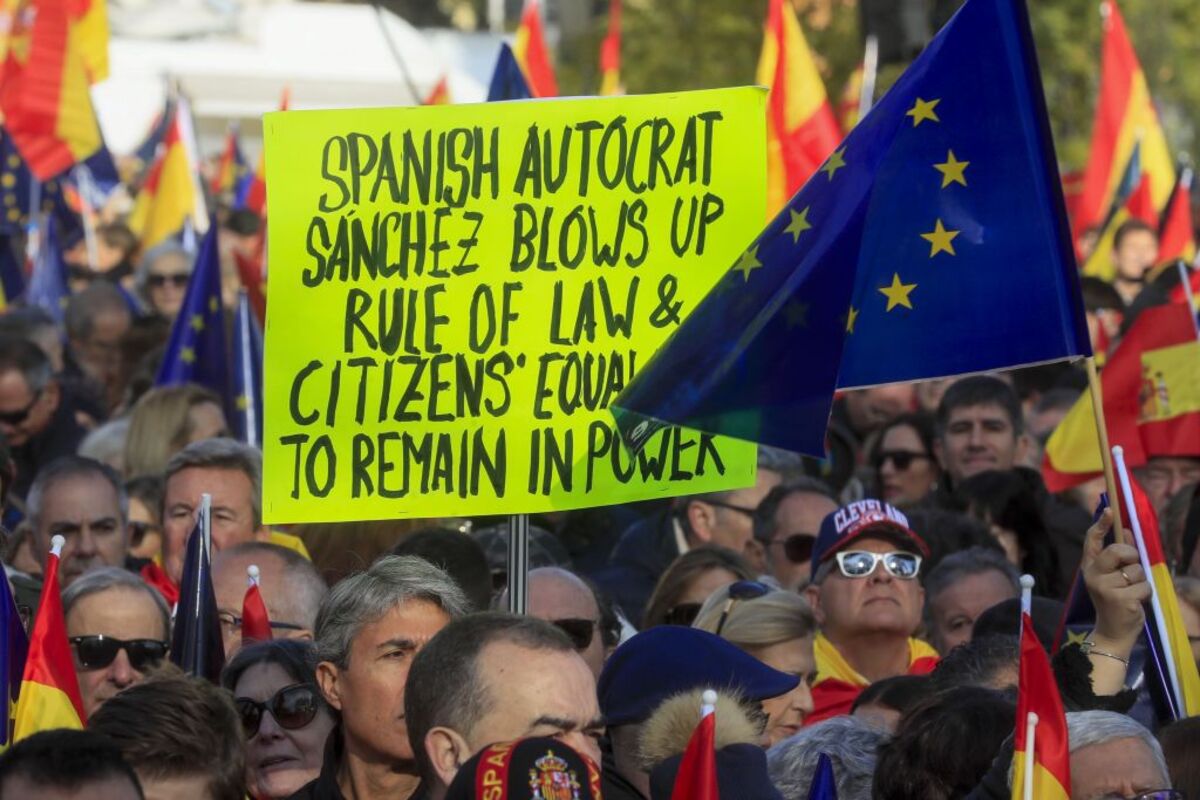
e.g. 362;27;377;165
834;550;922;580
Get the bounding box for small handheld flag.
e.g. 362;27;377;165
241;565;272;646
13;536;86;740
807;752;838;799
231;289;264;447
512;0;557;98
0;561;29;748
487;44;533;102
155;227;230;398
169;494;225;683
670;689;718;800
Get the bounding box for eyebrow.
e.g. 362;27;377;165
376;638;419;652
530;715;605;732
50;516;119;529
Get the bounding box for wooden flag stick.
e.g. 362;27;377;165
1085;356;1126;544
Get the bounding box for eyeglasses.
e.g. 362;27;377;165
834;551;922;580
766;533;816;564
69;635;169;671
704;499;757;517
873;450;931;471
553;618;597;650
662;602;702;627
236;684;322;739
714;580;771;636
0;390;41;426
218;611;305;634
146;272;191;289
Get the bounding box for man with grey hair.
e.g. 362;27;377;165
767;715;887;800
405;612;603;800
27;456;128;586
923;546;1020;654
63;566;170;717
64;281;131;410
1064;711;1174;800
0;336;87;500
294;555;469;800
151;438;268;598
212;541;327;656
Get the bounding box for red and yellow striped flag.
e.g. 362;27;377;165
66;0;108;83
513;0;557;98
756;0;842;216
1158;167;1196;267
598;0;621;96
13;537;85;740
1076;0;1173;237
423;76;451;106
1011;602;1070;800
128;110;196;250
238;87;289;217
0;0;102;180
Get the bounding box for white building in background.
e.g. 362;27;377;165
92;0;501;158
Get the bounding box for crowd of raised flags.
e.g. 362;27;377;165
0;0;1197;797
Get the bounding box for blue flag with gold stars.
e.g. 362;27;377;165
155;227;230;398
0;131;77;239
487;44;533;102
231;289;263;447
24;215;69;325
0;557;29;748
613;0;1090;455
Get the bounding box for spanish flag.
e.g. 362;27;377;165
1158;167;1196;267
1081;142;1156;279
241;565;272;646
1011;584;1070;800
423;76;451;106
1042;302;1200;491
209;124;248;198
598;0;621;96
237;88;289;217
1076;0;1173;238
807;633;938;725
128;110;195;250
12;536;85;740
670;690;718;800
756;0;841;216
513;0;557;98
67;0;109;83
0;0;102;180
1122;471;1200;717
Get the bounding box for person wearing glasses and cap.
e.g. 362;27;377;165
802;499;938;725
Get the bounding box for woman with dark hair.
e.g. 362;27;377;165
641;545;755;629
869;412;939;508
221;640;336;799
956;469;1063;598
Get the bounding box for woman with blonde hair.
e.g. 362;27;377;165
693;582;817;746
124;384;228;478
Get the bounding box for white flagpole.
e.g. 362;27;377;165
1112;445;1186;713
1023;711;1039;800
247;564;260;589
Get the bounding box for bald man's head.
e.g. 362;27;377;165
501;567;608;681
212;542;327;656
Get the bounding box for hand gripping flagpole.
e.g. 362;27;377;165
505;513;529;615
1112;445;1186;713
1020;574;1037;800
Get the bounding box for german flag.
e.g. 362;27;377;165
1011;585;1070;800
513;0;557;98
1076;0;1173;238
756;0;841;215
12;536;85;740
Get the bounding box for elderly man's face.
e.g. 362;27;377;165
1137;457;1200;515
71;308;130;394
66;586;168;718
213;550;313;657
1070;735;1171;800
689;468;782;565
807;536;924;642
163;466;262;584
0;369;57;447
763;491;838;590
925;569;1017;654
318;599;450;764
33;474;127;586
526;569;607;681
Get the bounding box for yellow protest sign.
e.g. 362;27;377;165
262;88;765;523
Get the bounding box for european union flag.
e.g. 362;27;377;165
24;215;69;325
0;563;29;747
155;227;230;397
170;496;225;683
614;0;1090;455
231;289;263;447
487;44;533;102
0;130;78;239
806;753;838;800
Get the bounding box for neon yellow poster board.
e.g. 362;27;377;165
262;88;765;523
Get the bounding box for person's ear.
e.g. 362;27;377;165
315;661;343;712
804;582;825;626
426;726;472;788
685;501;715;544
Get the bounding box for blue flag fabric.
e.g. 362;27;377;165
0;566;29;747
24;216;70;325
806;753;838;800
169;503;225;682
155;227;229;397
487;44;533;102
0;241;25;307
133;98;176;172
0;131;80;239
613;0;1090;455
231;290;264;447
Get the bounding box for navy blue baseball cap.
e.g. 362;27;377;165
598;627;799;726
810;499;930;573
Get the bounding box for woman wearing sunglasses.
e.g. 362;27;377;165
869;413;939;508
136;243;193;320
222;640;336;800
641;545;756;629
692;582;816;746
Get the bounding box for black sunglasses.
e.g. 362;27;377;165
663;602;702;627
146;272;190;288
70;635;169;671
0;390;41;426
767;533;816;564
705;499;757;517
873;450;931;471
236;683;322;739
553;618;597;650
714;580;771;636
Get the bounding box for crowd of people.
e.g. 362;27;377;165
0;190;1199;800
